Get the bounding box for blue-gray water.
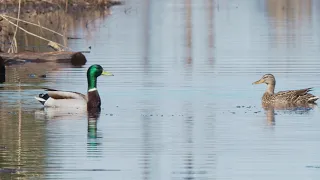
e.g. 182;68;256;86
1;0;320;179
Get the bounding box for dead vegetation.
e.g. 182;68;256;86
0;0;123;14
0;0;119;53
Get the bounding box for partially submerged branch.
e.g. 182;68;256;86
0;51;87;65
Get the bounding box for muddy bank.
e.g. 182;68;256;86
0;0;123;14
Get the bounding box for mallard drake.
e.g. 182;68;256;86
253;74;319;105
35;64;113;108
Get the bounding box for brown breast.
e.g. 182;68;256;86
87;90;101;109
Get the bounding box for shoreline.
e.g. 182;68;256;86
0;0;123;54
0;0;123;14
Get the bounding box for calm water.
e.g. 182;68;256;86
2;0;320;179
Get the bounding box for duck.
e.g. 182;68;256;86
35;64;113;109
252;74;318;105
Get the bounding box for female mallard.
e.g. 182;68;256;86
253;74;318;105
35;64;113;109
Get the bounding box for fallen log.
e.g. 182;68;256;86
0;51;87;65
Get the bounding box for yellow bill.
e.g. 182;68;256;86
252;79;264;85
101;71;114;76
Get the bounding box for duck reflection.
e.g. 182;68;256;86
35;107;103;157
34;107;87;120
262;104;276;126
87;107;102;158
262;102;316;126
88;109;101;145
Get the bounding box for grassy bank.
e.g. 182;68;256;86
0;0;121;53
0;0;123;14
1;0;122;6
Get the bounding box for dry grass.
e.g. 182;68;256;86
0;0;122;15
0;0;119;53
1;0;121;6
0;5;110;53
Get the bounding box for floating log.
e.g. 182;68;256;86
0;51;87;65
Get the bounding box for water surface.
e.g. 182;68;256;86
2;0;320;179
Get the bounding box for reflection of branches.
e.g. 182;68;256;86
17;73;22;175
185;0;192;65
207;0;215;66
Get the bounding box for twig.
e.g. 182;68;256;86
2;14;64;37
8;0;21;53
0;15;71;51
65;0;68;12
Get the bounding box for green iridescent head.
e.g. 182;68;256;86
87;64;113;90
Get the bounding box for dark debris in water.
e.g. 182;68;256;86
27;74;47;78
0;168;20;174
28;74;36;78
139;114;184;117
172;170;207;175
306;165;320;169
235;105;255;109
46;168;120;172
67;37;82;40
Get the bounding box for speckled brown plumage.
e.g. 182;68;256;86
253;74;318;105
261;88;317;104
